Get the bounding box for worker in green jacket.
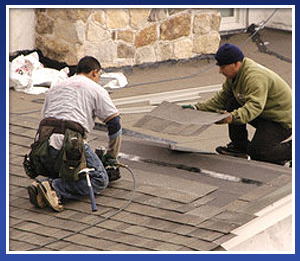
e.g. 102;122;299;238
184;43;292;165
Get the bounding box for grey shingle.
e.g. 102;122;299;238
134;101;228;136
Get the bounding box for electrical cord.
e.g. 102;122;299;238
239;9;278;49
19;10;282;251
96;163;136;223
28;163;137;251
125;9;280;88
126;62;216;88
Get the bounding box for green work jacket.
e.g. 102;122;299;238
195;58;292;129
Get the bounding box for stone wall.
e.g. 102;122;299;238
35;8;221;68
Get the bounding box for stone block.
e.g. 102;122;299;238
155;42;174;61
53;18;80;44
86;22;111;42
173;38;193;59
81;40;117;64
135;24;158;48
212;12;222;31
148;9;168;22
117;29;135;43
135;46;156;64
65;45;81;65
36;13;53;34
160;13;191;41
46;9;68;20
35;35;70;62
117;42;135;59
73;9;93;23
93;10;105;25
193;31;220;54
75;20;85;44
193;13;214;34
106;9;129;29
129;9;151;29
168;9;186;16
47;9;92;23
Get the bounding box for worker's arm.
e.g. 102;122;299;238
195;81;232;112
231;77;268;124
94;87;122;163
182;81;233;112
105;114;122;158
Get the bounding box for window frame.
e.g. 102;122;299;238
218;9;248;33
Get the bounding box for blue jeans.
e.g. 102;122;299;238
41;144;109;201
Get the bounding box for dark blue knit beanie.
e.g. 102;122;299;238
215;43;244;66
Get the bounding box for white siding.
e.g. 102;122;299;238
249;8;292;31
9;9;35;52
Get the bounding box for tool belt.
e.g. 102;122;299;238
38;117;85;140
24;118;87;181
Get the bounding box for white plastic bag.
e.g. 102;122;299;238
9;51;69;94
9;55;35;92
32;67;69;87
100;72;128;89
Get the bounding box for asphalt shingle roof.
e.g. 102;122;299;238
9;112;292;251
9;29;293;252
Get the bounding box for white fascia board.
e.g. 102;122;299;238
221;193;293;251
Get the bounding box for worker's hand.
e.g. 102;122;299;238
181;104;196;110
102;153;118;167
215;112;233;124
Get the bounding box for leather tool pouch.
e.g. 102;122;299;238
23;119;86;181
23;126;55;179
59;128;87;181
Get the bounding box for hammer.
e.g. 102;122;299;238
78;168;98;212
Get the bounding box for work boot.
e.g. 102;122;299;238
106;166;121;182
216;142;249;159
27;181;47;209
37;180;64;212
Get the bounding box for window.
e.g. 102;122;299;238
217;9;248;33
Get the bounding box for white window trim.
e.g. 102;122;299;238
219;9;248;33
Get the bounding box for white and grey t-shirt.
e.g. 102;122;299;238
42;74;119;149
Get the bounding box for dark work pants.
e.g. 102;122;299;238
226;97;292;164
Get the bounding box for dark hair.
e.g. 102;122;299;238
76;56;101;74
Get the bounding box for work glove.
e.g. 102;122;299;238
181;104;196;110
102;153;121;182
102;153;118;167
